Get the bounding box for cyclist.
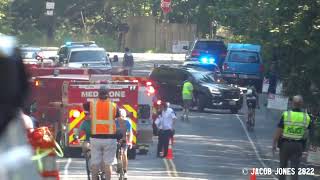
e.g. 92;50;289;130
115;108;133;179
79;109;91;155
246;86;260;128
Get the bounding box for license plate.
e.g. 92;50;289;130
229;100;236;105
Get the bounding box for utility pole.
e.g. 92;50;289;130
45;0;55;45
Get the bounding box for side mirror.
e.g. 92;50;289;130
183;46;189;50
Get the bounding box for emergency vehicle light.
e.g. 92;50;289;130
71;109;81;118
200;57;215;64
147;86;155;96
35;80;40;87
146;81;152;86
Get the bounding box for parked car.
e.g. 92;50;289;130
149;66;242;113
66;47;112;69
183;39;227;69
20;47;41;60
38;47;59;60
222;43;264;92
57;41;98;63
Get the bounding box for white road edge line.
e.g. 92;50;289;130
163;159;172;177
168;159;179;177
63;158;72;180
236;115;277;180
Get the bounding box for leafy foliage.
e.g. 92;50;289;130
0;0;319;106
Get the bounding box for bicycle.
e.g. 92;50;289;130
115;140;127;180
246;96;257;131
83;143;106;180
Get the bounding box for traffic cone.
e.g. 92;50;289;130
40;150;59;180
166;138;174;160
28;127;61;180
250;169;256;180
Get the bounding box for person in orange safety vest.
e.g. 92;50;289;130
87;86;120;180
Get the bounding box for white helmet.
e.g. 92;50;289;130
246;89;253;95
119;108;127;118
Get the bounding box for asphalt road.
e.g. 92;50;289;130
58;55;319;179
58;106;318;180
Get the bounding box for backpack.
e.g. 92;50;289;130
124;53;134;67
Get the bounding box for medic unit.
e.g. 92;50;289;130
24;42;160;161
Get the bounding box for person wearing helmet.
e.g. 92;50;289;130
79;103;92;154
88;86;120;180
115;108;133;179
246;86;260;127
0;35;40;179
272;95;311;180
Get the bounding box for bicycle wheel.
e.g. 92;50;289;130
252;110;256;128
247;108;253;131
116;146;125;180
85;153;91;180
246;110;251;128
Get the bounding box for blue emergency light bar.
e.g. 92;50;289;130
200;56;215;64
65;41;96;46
227;43;261;52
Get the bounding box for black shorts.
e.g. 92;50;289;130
183;99;192;109
246;99;256;108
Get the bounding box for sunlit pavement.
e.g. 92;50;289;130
58;107;318;180
58;57;318;179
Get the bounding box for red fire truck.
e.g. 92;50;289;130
24;64;128;77
30;74;157;157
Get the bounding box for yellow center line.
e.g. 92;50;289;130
163;159;172;177
163;159;179;177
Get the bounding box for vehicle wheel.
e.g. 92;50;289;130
230;108;239;114
196;94;206;112
127;147;136;160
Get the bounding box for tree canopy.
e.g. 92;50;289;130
1;0;320;107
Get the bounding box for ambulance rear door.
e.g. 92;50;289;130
65;81;139;147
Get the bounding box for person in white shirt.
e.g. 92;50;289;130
21;110;34;130
155;102;176;158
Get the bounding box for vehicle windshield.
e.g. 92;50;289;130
194;41;225;51
192;72;216;83
229;51;260;63
69;50;106;62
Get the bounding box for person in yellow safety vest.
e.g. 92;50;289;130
182;77;194;121
88;86;120;180
272;95;311;180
